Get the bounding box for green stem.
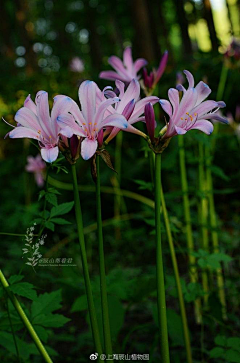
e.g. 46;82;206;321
96;156;113;359
161;186;193;363
114;132;123;240
6;296;21;362
38;166;50;238
154;153;170;363
0;270;53;363
205;148;227;319
71;164;102;357
178;135;202;324
198;143;209;306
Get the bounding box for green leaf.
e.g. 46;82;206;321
210;165;230;181
45;221;55;231
134;179;153;191
50;218;71;225
209;347;225;358
31;289;62;318
225;349;240;363
227;338;240;352
38;190;46;201
34;325;49;343
215;335;227;347
0;331;39;360
48;187;61;195
8;275;24;285
50;202;74;218
71;295;88;313
45;193;58;207
33;313;71;328
9;282;37;300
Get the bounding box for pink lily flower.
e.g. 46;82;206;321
25;154;46;187
142;51;168;92
99;47;147;84
56;80;129;160
103;78;159;143
7;91;72;163
159;70;228;139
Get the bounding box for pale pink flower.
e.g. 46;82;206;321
7;92;72;163
99;47;147;84
25;154;46;187
70;57;84;72
56;80;129;160
159;70;228;138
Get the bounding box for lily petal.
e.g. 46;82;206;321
15;107;39;130
116;79;140;114
101;113;128;129
99;70;126;82
123;47;133;70
81;138;98;160
191;120;214;135
183;70;194;88
78;81;97;122
9;126;39;140
134;58;148;73
195;81;211;105
24;95;37;114
159;99;173;118
175;126;188;135
41;146;59;163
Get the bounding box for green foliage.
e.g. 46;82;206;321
209;336;240;362
192;249;232;270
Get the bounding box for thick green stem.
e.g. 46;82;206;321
114;132;123;240
71;164;102;357
198;143;209;306
154;153;170;363
178;135;202;324
0;270;53;363
205;149;227;319
96;156;113;359
161;187;193;363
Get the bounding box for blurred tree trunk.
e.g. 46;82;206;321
15;0;37;75
0;3;15;60
86;6;103;72
145;0;162;60
173;0;193;56
130;0;155;62
202;0;219;51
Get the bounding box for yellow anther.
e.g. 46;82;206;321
94;123;97;126
194;113;197;116
186;112;189;115
83;123;86;125
89;122;92;125
38;130;41;134
49;135;52;138
93;128;96;131
181;117;183;120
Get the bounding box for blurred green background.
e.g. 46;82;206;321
0;0;240;362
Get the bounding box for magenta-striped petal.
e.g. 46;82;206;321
108;56;129;78
123;47;133;70
168;88;179;114
15;107;39;130
191;120;214;135
159;99;173;118
145;103;155;141
51;95;73;122
195;81;211;105
81;138;98;160
183;70;194;88
130;96;159;122
134;58;148;73
206;113;229;124
41;146;59;163
36;91;52;136
176;84;186;93
191;100;219;117
99;71;126;82
175;126;187;135
57;114;85;137
94;97;120;128
122;99;135;120
117;79;140;114
101;113;128;129
115;80;125;99
24;95;37;114
154;51;168;84
78;81;97;122
9;126;39;140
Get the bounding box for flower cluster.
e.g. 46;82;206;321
6;46;228;163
